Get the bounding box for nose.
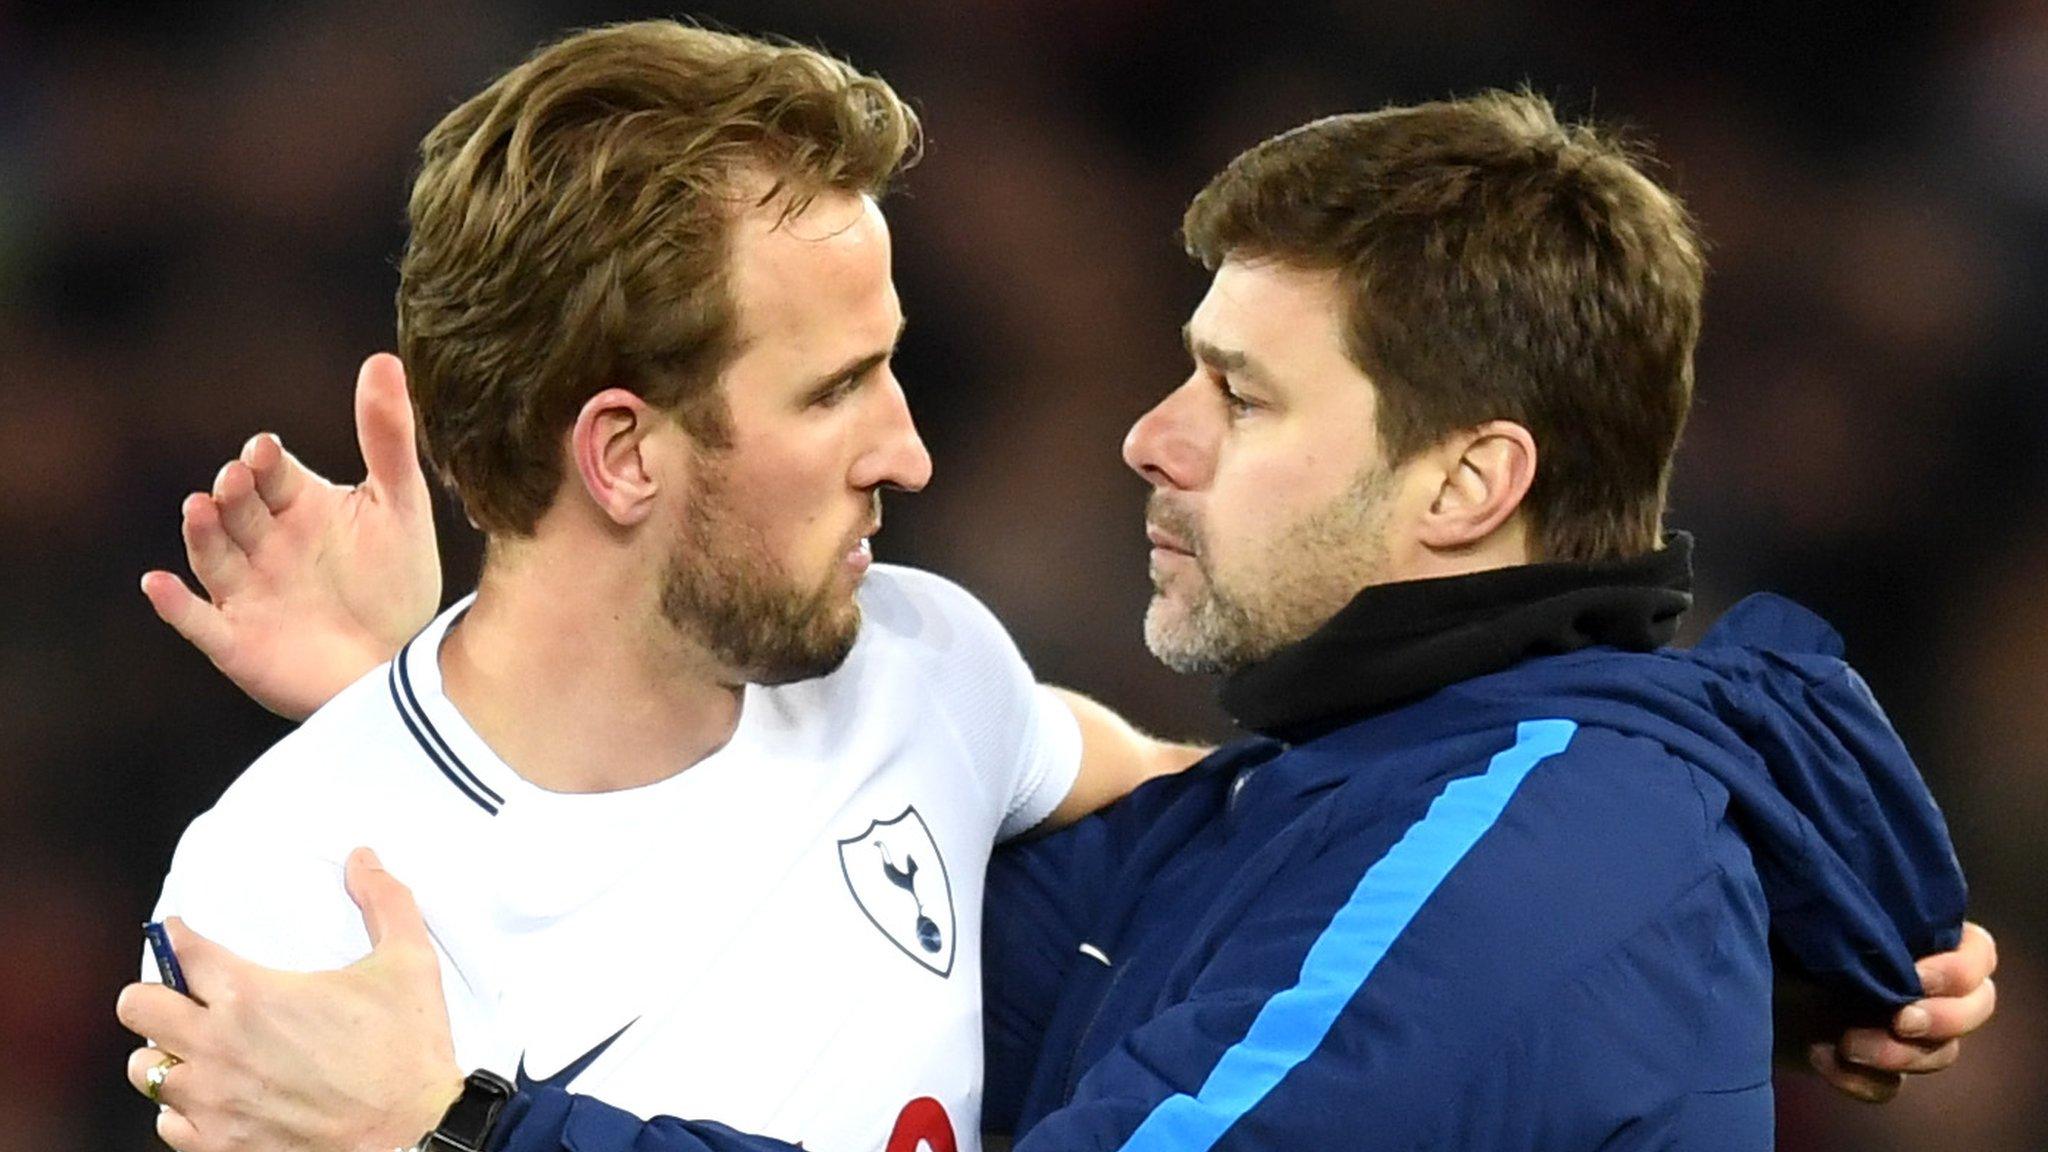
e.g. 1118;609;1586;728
854;370;933;493
1123;377;1211;492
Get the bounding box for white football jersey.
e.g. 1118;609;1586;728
149;565;1081;1152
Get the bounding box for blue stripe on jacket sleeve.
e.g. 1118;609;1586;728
1118;718;1579;1152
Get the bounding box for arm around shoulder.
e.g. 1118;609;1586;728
493;1089;813;1152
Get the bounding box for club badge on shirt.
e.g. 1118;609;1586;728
838;805;956;977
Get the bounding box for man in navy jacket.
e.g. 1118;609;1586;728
977;92;1966;1149
121;91;1992;1150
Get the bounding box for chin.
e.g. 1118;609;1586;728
1142;600;1200;672
1143;588;1271;676
749;596;864;685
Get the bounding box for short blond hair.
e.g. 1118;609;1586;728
398;20;921;535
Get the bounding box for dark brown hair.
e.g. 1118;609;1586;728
1183;90;1703;561
398;20;921;535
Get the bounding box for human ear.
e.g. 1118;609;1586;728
1417;420;1537;550
568;388;664;527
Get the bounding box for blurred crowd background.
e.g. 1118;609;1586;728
2;0;2042;1147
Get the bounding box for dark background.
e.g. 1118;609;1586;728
2;1;2042;1147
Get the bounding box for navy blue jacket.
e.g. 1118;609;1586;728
980;593;1963;1150
490;586;1964;1151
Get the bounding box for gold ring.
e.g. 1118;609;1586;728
145;1053;181;1104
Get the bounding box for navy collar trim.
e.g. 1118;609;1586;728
390;634;505;816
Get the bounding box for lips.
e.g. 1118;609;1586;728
1146;523;1194;555
844;521;880;573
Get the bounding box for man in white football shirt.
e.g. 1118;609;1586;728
136;23;1192;1152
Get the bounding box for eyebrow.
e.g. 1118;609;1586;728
1182;323;1272;387
807;315;910;394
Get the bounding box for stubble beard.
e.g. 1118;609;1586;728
658;460;862;686
1143;466;1396;676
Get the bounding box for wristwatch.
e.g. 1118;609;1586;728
406;1069;516;1152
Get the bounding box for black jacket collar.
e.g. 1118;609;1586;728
1220;534;1694;741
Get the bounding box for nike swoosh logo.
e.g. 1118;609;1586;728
514;1017;639;1092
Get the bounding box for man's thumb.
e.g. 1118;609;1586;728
344;847;429;951
354;353;427;504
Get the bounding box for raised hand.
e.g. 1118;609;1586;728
142;354;444;720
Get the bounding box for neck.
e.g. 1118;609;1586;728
438;535;742;794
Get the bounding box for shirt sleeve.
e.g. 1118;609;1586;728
888;567;1082;841
999;684;1083;840
145;779;372;980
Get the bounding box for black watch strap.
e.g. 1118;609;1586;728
419;1069;516;1152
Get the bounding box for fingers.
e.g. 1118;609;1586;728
345;847;431;952
116;981;206;1048
1808;1041;1902;1104
1897;975;1996;1043
128;1046;211;1150
1839;1026;1963;1075
240;431;297;513
127;1045;185;1102
1895;922;1998;1050
354;353;426;508
213;460;272;554
160;916;252;1007
156;1103;203;1152
181;493;246;598
141;571;235;660
1916;921;1998;998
